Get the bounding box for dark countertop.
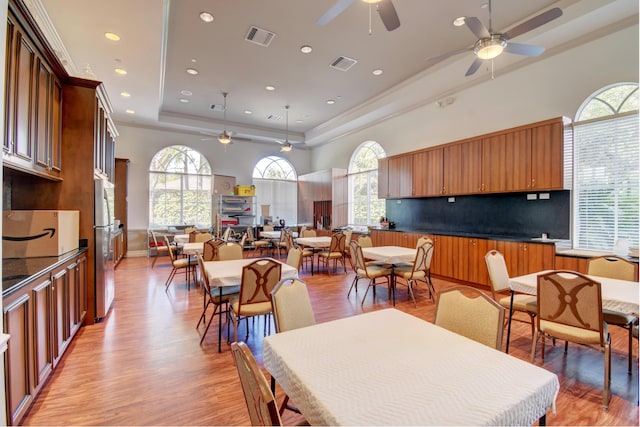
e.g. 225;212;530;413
369;227;569;245
2;247;88;297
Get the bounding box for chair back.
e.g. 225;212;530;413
328;232;346;254
587;256;637;281
238;232;247;249
164;236;177;262
271;278;316;333
358;235;373;248
284;230;295;252
150;230;160;246
216;242;244;261
203;238;225;261
285;247;303;271
222;226;233;241
413;241;434;273
349;240;366;272
299;226;307;235
239;259;282;307
196;253;211;293
194;232;213;243
416;235;433;249
246;226;257;242
434;286;505;350
188;230;198;243
230;342;282;427
485;250;511;296
343;230;352;246
301;229;316;238
537;271;605;343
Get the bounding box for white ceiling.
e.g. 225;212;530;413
26;0;639;149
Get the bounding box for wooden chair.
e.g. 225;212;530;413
164;236;195;290
246;227;270;257
183;226;197;234
349;240;391;305
150;230;169;268
270;277;315;415
230;341;282;426
191;231;213;243
415;235;433;248
317;232;347;275
342;229;353;261
274;230;289;258
285;247;303;272
393;240;435;307
202;238;225;261
229;259;282;343
435;286;505;350
216;242;244;261
300;229;316;238
222;226;234;241
485;249;537;353
587;256;638;373
195;253;240;344
358;235;373;248
530;271;611;409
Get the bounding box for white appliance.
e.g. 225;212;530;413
94;178;115;321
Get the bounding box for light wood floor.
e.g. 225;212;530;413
22;254;639;426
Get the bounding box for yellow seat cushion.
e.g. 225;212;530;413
230;298;272;316
498;294;537;313
602;309;637;326
540;320;607;345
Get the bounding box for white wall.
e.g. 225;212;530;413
311;24;639;170
114;125;312;230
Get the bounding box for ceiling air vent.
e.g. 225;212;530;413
267;114;282;121
245;26;275;47
330;56;357;71
210;104;224;112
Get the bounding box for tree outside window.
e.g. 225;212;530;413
348;141;386;225
252;156;298;226
149;145;212;228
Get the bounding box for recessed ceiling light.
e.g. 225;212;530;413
199;11;214;23
120;92;131;97
125;109;135;114
372;69;383;76
179;98;189;103
181;90;193;96
244;110;253;115
186;68;199;75
326;99;335;105
265;85;275;91
114;68;127;75
296;119;303;124
453;16;466;27
105;32;120;41
480;3;489;9
300;45;313;54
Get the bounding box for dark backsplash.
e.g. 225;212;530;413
385;190;570;239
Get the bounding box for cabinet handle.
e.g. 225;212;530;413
531;179;536;188
441;186;446;194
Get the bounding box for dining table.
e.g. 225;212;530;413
260;230;299;239
361;246;417;305
173;233;190;244
263;308;559;426
295;236;332;275
179;242;204;288
202;258;298;352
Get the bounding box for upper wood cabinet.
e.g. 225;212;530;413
482;129;530;193
529;120;565;190
412;148;443;197
3;9;62;180
443;139;482;195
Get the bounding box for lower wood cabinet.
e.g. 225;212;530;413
3;252;87;425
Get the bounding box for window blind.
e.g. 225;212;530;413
573;113;639;250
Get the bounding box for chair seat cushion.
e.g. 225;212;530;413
498;294;537;313
173;258;193;268
394;267;425;281
319;252;343;259
540;320;608;345
358;265;391;278
230;298;272;316
603;309;637;326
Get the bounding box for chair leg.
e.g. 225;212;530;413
151;253;158;268
164;268;177;290
347;275;360;297
530;330;539;362
604;338;611;409
627;323;634;374
407;279;416;308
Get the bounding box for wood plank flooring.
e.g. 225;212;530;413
22;254;639;426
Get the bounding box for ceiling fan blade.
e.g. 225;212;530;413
465;17;490;39
504;7;562;40
427;47;473;62
465;58;484;77
504;42;545;57
316;0;355;25
377;0;400;31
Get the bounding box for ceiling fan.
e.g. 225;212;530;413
427;1;562;76
316;0;400;32
276;105;293;152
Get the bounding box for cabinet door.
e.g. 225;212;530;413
468;238;490;285
377;157;389;198
52;268;69;363
13;30;36;163
4;16;16;155
530;122;564;190
3;294;32;426
387;155;413;198
443;139;482;195
482;130;530;192
66;262;78;336
31;278;53;393
76;255;88;324
413;148;443;197
50;79;62;172
33;58;51;171
431;235;455;278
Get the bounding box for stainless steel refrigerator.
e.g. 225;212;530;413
95;178;115;321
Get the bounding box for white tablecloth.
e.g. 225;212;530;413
510;270;639;315
362;246;416;264
260;230;298;239
263;308;559;426
182;242;203;255
173;233;189;244
203;258;298;287
296;236;332;248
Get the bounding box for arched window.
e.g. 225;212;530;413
348;141;386;225
149;145;212;228
252;156;298;226
573;83;639;250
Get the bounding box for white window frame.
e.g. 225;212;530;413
252;156;298;226
348;140;386;226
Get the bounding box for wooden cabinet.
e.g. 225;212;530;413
112;230;125;267
443;139;482;195
378;155;412;198
412;148;443;197
495;241;555;277
554;255;588;273
3;252;87;425
115;158;129;257
481;130;530;193
377;157;389;198
530;120;565;190
3;8;62;180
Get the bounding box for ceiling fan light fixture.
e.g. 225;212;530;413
218;130;231;144
280;143;292;152
474;36;507;60
362;0;382;3
218;92;232;145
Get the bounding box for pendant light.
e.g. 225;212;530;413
218;92;231;144
280;105;292;152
